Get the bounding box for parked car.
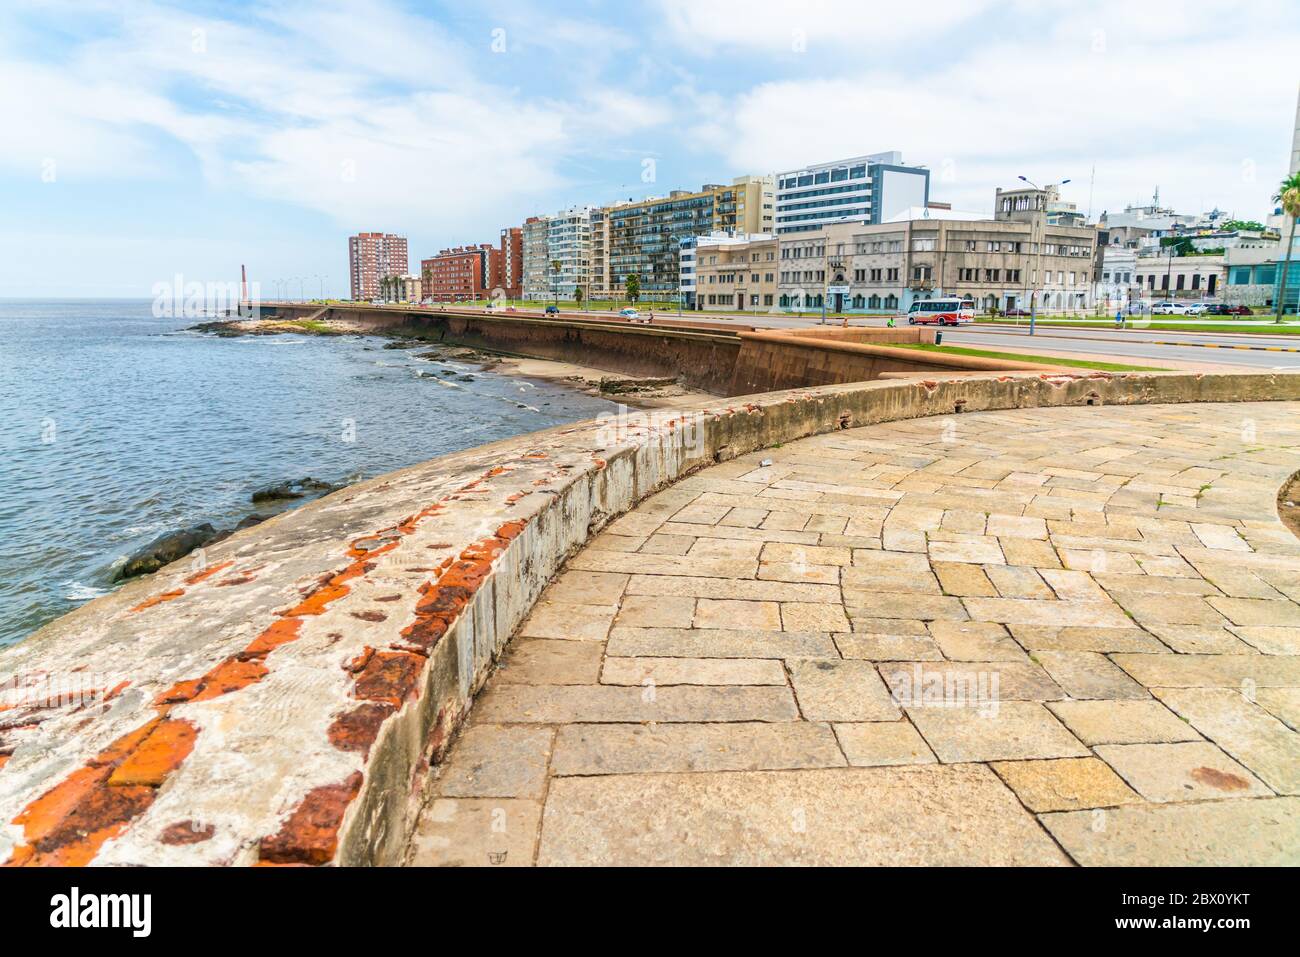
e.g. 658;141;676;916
1151;301;1189;315
1204;304;1251;316
1183;302;1208;316
544;305;560;315
1002;308;1033;317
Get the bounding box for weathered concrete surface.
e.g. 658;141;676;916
413;396;1300;866
6;373;1300;866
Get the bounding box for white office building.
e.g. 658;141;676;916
774;151;930;235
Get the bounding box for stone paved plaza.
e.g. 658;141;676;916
407;402;1300;866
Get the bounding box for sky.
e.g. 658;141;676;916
1;0;1297;297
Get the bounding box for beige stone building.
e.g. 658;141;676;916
692;235;779;311
776;192;1101;314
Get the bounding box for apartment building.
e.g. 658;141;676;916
348;232;408;300
547;207;592;300
421;244;499;302
521;216;551;301
690;234;778;311
606;176;771;299
776;198;1101;314
774;152;929;235
498;226;523;299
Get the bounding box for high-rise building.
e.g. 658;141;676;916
773;152;929;234
521;216;551;301
605;176;772;299
348;232;408;300
517;207;593;301
498;226;523;299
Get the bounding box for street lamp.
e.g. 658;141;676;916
1018;175;1071;335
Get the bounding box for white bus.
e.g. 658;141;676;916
906;298;976;326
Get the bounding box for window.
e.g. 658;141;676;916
912;238;936;252
884;294;898;308
764;294;773;306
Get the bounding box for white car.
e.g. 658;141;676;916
1151;301;1189;315
1183;302;1208;316
619;308;642;321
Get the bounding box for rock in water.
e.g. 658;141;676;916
116;524;218;580
250;477;337;503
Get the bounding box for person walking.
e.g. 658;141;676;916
1115;308;1124;329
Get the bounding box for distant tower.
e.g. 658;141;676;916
241;264;248;303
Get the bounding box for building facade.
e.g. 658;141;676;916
687;234;777;311
546;207;592;300
1133;252;1224;299
775;202;1101;315
1095;244;1137;311
421;245;498;302
348;232;408;300
498;226;523;299
605;176;771;300
774;152;929;235
521;216;551;301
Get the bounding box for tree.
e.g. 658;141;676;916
1274;172;1300;323
1222;219;1265;233
625;272;640;304
574;285;585;310
550;259;562;306
421;266;432;303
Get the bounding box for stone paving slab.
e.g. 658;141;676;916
408;402;1300;866
1041;798;1300;866
550;722;846;776
536;767;1071;866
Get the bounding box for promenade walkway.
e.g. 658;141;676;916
408;402;1300;866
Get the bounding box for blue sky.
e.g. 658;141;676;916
1;0;1297;297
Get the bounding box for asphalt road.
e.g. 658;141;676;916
940;325;1300;370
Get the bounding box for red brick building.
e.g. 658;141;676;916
498;226;523;299
348;232;408;300
421;244;501;302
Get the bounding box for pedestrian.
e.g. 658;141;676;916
1115;308;1124;329
887;315;896;328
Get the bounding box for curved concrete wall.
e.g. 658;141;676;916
3;371;1298;865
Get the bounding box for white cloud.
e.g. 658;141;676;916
686;10;1300;219
0;0;660;240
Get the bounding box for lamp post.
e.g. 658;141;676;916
1018;175;1071;335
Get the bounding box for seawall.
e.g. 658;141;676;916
262;303;1067;396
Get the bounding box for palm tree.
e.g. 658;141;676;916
550;259;562;307
625;272;640;305
1274;172;1300;323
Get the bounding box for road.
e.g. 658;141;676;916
939;324;1300;370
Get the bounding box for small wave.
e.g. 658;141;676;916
64;582;112;602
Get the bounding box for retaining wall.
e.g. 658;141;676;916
6;372;1298;866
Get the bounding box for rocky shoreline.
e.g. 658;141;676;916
190;315;706;409
113;477;346;581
